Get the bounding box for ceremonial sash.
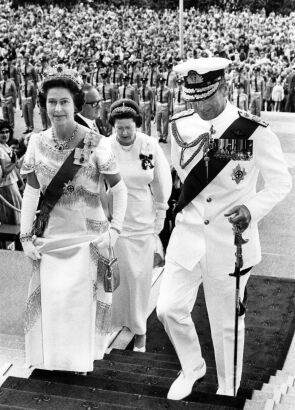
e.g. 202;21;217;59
174;115;260;215
32;137;85;236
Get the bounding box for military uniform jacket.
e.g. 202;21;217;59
0;79;17;104
118;84;138;102
97;83;116;102
166;102;291;276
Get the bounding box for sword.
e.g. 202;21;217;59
229;224;248;396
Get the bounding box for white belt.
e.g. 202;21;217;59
22;97;32;101
101;99;112;103
1;96;13;102
157;102;168;106
140;100;151;105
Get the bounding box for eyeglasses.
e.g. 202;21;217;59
85;100;101;108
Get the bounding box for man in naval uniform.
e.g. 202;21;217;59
156;57;292;400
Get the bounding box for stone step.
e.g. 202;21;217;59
243;398;275;410
0;386;131;409
108;349;275;377
30;369;246;407
2;376;241;410
280;394;295;405
274;404;295;410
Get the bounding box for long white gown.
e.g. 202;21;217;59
109;132;172;335
21;128;118;372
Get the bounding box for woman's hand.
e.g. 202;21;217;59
22;240;41;261
92;228;119;249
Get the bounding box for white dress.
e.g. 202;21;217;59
21;128;118;372
109;132;172;334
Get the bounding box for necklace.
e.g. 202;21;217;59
52;125;79;151
171;121;212;169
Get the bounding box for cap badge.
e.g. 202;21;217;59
231;163;247;184
187;71;204;85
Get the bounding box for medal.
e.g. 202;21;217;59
231;163;247;184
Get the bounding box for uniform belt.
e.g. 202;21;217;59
1;96;13;102
174;102;185;106
101;99;112;103
140;100;151;105
22;96;32;101
157;102;168;106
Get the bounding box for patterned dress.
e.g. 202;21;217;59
21;128;118;372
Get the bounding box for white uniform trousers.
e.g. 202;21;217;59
157;259;250;393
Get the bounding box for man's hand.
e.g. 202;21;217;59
224;205;251;232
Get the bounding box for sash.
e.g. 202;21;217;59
32;137;85;236
174;116;260;215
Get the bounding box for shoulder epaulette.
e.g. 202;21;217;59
238;110;268;127
170;109;194;122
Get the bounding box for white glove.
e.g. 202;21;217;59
92;228;119;249
20;184;41;260
110;179;127;233
154;209;166;235
22;239;41;261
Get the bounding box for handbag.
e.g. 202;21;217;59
95;239;120;293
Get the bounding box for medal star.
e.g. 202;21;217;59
231;163;247;184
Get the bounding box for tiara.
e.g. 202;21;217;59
112;103;137;116
41;65;84;90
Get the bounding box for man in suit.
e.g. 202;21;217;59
75;84;106;135
156;57;292;400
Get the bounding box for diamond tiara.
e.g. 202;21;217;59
41;65;84;90
112;103;137;116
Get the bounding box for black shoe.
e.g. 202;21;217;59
161;138;168;143
23;129;31;134
159;137;164;143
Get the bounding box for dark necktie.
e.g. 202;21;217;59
130;71;134;84
3;81;6;96
150;70;153;87
96;68;99;85
142;86;145;101
237;94;240;108
123;86;126;98
178;89;181;103
102;85;106;100
25;65;27;77
255;77;258;92
113;69;116;84
166;72;170;86
160;88;163;103
25;82;28;98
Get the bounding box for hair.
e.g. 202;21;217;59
109;98;142;128
0;119;13;142
38;78;85;111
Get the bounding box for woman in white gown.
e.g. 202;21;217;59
20;65;127;373
109;99;172;351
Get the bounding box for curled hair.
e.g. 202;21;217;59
109;98;142;128
38;78;85;112
0;119;13;142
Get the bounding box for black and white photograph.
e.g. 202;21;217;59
0;0;294;408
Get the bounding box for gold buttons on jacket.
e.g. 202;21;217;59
204;220;209;225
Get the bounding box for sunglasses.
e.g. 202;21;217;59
85;100;101;108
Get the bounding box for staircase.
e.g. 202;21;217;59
0;347;280;409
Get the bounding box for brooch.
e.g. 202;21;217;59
63;180;75;195
139;154;154;170
74;147;90;166
231;163;247;184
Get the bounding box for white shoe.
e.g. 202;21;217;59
133;346;146;353
216;387;235;396
167;360;206;400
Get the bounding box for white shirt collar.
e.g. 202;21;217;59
77;113;95;129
